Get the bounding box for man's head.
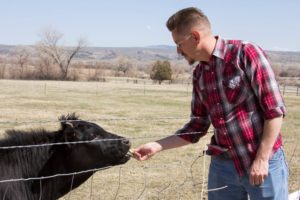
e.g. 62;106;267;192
166;7;211;35
166;7;213;64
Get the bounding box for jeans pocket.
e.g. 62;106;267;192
269;148;289;176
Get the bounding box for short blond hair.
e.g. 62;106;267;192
166;7;211;34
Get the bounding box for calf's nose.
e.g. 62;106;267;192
121;138;131;146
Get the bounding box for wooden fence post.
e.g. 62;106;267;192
44;83;47;96
144;81;146;96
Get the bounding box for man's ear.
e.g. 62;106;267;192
191;30;201;43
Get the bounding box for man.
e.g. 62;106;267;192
133;7;288;200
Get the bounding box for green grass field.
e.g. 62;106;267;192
0;79;299;199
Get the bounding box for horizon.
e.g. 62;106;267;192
1;44;300;53
1;0;299;51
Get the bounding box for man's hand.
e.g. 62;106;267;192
133;142;162;161
249;116;283;186
133;135;190;161
249;158;269;186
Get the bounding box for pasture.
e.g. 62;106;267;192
0;79;299;199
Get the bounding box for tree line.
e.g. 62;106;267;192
0;29;299;85
0;29;184;84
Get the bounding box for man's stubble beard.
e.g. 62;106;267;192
183;54;196;66
179;51;196;66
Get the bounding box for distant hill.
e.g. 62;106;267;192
0;44;15;54
1;44;300;64
77;46;180;62
266;51;300;63
0;44;180;62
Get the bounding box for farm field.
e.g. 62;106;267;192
0;79;299;199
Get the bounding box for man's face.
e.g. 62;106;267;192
172;31;196;65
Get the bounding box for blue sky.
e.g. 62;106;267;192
1;0;299;51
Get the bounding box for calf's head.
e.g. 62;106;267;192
59;114;132;168
32;114;132;198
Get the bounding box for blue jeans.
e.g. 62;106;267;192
207;148;289;200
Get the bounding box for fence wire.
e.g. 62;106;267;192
0;115;299;199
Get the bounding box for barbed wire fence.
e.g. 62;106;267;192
60;76;300;97
0;116;210;200
0;116;299;199
5;80;298;99
0;130;220;199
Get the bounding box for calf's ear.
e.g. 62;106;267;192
60;121;74;129
62;122;85;147
63;122;75;148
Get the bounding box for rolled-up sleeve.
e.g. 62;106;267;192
175;84;211;143
241;43;286;120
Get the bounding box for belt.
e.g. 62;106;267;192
214;152;231;160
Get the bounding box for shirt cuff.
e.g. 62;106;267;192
264;106;286;120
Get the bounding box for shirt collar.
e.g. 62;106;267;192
212;36;226;60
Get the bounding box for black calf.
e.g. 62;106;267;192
0;113;131;200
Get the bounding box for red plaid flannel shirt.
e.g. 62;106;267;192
176;36;286;176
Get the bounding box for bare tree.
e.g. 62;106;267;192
35;54;58;80
36;28;86;80
171;63;185;81
9;46;30;79
0;56;6;79
116;56;133;76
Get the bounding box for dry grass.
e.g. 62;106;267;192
0;79;299;199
